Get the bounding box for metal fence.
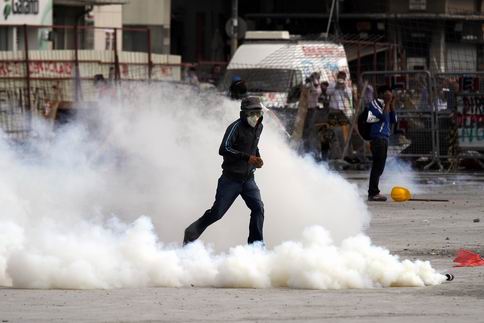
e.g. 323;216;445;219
0;25;231;140
433;72;484;169
0;26;396;141
359;70;440;168
1;25;483;170
0;24;184;139
357;70;484;170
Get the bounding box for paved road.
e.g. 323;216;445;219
1;172;483;322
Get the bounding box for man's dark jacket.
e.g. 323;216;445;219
219;116;263;181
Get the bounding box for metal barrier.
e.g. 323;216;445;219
1;28;484;171
359;70;442;169
393;110;434;158
359;70;435;112
355;70;484;170
434;72;484;169
186;61;227;87
0;24;185;139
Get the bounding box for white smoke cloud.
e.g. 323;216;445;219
0;83;444;289
379;157;423;195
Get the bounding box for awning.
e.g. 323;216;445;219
344;44;391;62
245;12;484;22
54;0;128;6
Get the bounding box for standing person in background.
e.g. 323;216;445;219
319;81;330;109
306;72;322;110
183;96;265;245
445;78;460;170
313;81;333;161
186;67;200;87
327;71;353;119
209;64;223;86
229;76;248;100
303;72;322;155
446;78;459;112
327;71;353;160
367;86;397;202
94;74;109;97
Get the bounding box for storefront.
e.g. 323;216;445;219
53;0;127;50
0;0;127;51
0;0;53;50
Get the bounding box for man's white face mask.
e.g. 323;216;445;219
246;110;263;128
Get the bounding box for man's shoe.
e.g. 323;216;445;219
183;234;195;246
368;194;387;202
183;225;199;246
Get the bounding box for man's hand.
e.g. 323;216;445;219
383;90;393;104
390;95;396;111
248;155;264;168
383;90;393;112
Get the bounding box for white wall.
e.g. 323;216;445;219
122;0;171;54
447;0;477;12
446;43;477;72
92;5;123;50
122;0;171;26
0;0;52;25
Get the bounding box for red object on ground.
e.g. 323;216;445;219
453;249;484;267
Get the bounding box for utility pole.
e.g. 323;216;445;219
335;0;340;38
325;0;336;38
230;0;238;57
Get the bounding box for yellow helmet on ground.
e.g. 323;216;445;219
391;186;411;202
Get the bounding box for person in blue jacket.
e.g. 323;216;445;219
367;86;397;201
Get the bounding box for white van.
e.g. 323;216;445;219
223;31;351;109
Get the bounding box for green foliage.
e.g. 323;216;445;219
3;0;12;21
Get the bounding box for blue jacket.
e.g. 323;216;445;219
367;99;397;139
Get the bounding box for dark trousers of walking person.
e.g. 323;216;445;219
302;109;316;155
184;175;264;245
368;138;388;197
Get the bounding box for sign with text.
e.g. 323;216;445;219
1;0;52;25
409;0;426;10
457;95;484;149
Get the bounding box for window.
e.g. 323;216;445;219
409;0;427;11
0;27;10;50
223;68;303;93
105;30;115;50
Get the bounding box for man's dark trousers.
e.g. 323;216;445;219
184;174;264;244
368;138;388;197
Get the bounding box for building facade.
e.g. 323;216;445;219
0;0;127;51
1;0;172;54
171;0;484;72
122;0;171;54
336;0;484;72
0;0;53;50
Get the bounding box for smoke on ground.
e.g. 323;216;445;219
379;158;423;195
0;83;444;289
